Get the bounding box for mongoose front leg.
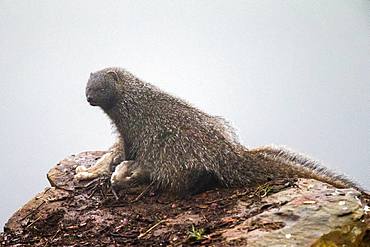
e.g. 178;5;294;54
74;139;125;181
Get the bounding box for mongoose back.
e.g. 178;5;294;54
81;67;359;195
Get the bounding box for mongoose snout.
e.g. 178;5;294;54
85;72;118;110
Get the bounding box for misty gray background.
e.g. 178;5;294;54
0;0;369;228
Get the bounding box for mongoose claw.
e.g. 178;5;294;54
111;186;120;200
110;162;130;200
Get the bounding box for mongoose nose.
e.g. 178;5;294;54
86;95;99;106
86;95;97;106
87;95;92;102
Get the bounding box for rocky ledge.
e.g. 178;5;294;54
1;151;369;246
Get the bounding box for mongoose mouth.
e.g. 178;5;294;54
88;100;98;106
86;96;98;106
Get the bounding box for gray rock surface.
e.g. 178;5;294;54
222;179;367;246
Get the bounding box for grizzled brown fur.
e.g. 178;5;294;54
84;67;358;195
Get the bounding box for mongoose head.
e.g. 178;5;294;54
85;69;120;110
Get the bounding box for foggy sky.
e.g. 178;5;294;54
0;0;369;228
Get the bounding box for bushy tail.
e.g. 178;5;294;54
244;145;361;190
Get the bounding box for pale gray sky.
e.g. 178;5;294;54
0;0;369;228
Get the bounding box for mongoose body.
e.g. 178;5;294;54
75;67;358;195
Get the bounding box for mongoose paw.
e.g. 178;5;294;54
110;161;135;199
74;152;114;181
75;165;88;173
74;171;99;181
110;161;136;188
74;165;98;181
110;161;150;200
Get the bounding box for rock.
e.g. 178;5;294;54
1;151;369;246
222;180;368;246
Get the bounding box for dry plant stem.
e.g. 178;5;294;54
131;180;156;203
20;200;46;221
138;220;166;239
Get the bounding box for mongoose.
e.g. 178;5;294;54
75;67;359;195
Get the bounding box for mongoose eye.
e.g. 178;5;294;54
93;87;105;92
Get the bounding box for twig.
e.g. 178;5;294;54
47;194;72;202
25;215;42;229
87;183;99;198
131;181;155;203
20;200;46;221
138;220;165;239
75;177;104;189
52;184;74;192
49;229;61;243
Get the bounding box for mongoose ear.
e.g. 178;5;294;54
106;70;120;82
